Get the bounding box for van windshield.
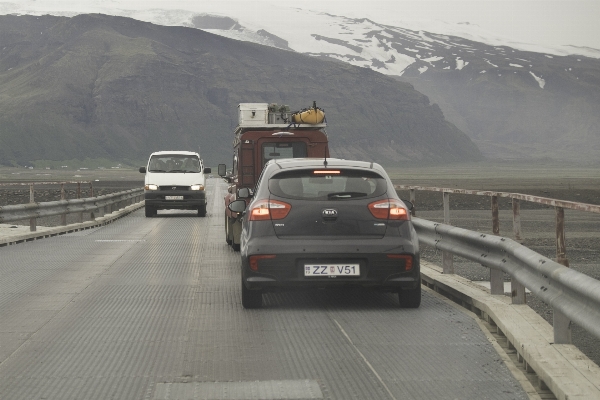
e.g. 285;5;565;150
148;154;200;173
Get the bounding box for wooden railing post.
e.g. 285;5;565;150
60;184;67;226
29;184;36;232
512;198;522;242
77;182;83;223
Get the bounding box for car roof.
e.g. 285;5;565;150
267;158;386;174
150;151;200;156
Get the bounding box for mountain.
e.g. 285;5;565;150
0;14;482;167
196;12;600;162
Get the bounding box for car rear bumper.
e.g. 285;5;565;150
241;237;420;292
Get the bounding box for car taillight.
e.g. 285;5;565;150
387;254;414;271
368;199;409;220
249;255;276;271
248;199;292;221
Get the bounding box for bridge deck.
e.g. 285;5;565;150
0;179;528;399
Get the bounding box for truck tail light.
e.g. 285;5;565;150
249;200;292;221
368;199;409;220
249;254;276;271
387;254;414;271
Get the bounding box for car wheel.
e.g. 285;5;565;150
399;285;421;308
225;215;232;244
241;278;262;309
198;205;207;217
145;206;155;217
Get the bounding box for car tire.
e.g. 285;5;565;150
225;215;232;244
399;285;421;308
145;206;155;217
198;205;207;217
241;278;262;309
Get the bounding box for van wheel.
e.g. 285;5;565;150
145;206;155;217
241;278;262;309
198;205;206;217
399;285;421;308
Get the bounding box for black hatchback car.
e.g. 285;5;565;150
228;158;421;309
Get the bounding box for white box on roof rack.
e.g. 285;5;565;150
238;103;268;126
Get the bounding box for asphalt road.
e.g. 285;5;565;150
0;178;528;400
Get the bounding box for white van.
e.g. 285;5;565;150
139;151;211;217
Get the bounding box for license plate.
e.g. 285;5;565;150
304;264;360;276
165;196;183;200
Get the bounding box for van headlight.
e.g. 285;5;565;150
191;184;205;191
145;184;158;190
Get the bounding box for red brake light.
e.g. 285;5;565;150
368;199;409;220
313;170;341;174
249;199;292;221
387;254;414;271
249;255;276;271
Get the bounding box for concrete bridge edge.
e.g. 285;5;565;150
421;261;600;400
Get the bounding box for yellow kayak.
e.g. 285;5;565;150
292;103;325;124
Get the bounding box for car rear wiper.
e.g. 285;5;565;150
327;191;368;199
149;169;166;172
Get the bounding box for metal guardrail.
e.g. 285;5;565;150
413;217;600;345
0;188;144;230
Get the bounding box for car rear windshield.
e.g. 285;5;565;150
149;154;200;173
269;169;387;200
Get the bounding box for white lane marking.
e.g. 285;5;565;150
333;319;398;400
94;240;146;242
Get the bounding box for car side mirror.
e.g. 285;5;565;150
237;187;252;199
228;199;247;214
139;166;146;173
218;164;227;177
203;167;211;174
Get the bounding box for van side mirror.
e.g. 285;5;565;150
203;167;211;174
237;187;252;199
228;200;247;214
218;164;227;177
139;167;146;173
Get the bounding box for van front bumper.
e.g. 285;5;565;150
144;190;206;210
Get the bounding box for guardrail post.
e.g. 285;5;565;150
554;309;572;344
509;199;526;303
88;182;96;221
29;184;36;232
490;195;504;295
442;192;453;274
77;182;83;223
410;188;416;216
554;206;572;343
512;198;522;242
511;280;527;304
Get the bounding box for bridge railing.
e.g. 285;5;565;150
396;185;600;344
0;185;144;230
